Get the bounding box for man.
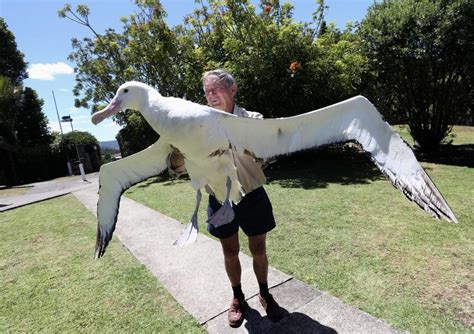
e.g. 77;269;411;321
169;69;286;327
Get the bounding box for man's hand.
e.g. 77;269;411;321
167;147;187;178
170;151;185;169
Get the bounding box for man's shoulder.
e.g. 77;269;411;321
234;105;264;119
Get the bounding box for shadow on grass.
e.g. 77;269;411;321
266;145;384;190
130;173;190;190
414;144;474;168
0;185;34;190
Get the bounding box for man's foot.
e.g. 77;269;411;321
228;297;247;328
259;293;286;322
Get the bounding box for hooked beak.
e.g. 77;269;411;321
91;97;122;125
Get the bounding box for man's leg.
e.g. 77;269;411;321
249;233;287;322
220;232;246;328
220;232;241;286
248;233;268;285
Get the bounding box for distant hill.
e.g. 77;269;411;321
100;140;120;152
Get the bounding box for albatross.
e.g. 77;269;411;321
91;81;457;258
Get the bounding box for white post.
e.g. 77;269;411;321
67;161;73;176
78;163;87;181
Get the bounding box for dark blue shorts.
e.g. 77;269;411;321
207;186;276;239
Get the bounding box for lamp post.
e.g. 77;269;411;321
52;90;72;176
61;115;87;181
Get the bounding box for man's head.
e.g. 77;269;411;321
203;69;237;113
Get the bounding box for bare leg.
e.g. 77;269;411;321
220;232;241;286
249;234;268;284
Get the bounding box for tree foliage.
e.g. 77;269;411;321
51;130;100;156
0;20;61;184
0;75;21;145
16;87;51;146
59;0;366;153
0;18;28;85
183;0;363;117
59;1;195;121
116;111;159;157
359;0;474;150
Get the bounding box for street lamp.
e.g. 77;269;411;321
52;90;72;176
61;115;87;181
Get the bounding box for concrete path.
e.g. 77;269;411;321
0;173;99;212
73;186;402;334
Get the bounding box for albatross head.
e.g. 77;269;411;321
91;81;153;125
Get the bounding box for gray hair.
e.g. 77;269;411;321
202;69;236;89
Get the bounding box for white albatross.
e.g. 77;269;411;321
91;81;457;258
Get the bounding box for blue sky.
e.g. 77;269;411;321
1;0;375;141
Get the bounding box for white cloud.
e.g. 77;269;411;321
68;106;80;114
48;121;62;133
59;88;70;92
27;62;74;80
72;114;92;124
104;120;121;128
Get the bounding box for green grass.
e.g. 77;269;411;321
395;125;474;146
0;195;204;333
125;129;474;333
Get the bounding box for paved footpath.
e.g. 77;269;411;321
73;185;402;334
0;173;99;212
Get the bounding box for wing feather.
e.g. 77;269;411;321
219;96;457;223
95;140;172;258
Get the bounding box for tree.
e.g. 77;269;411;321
359;0;474;150
60;130;100;156
0;75;21;185
50;130;102;174
116;111;159;157
0;19;28;146
0;76;21;145
0;18;29;185
0;18;28;85
58;1;193;120
16;87;51;145
59;1;195;152
183;0;363;117
13;87;55;183
60;0;366;153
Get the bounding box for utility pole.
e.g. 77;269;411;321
52;90;72;176
62;115;87;181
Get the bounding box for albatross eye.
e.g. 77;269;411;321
124;89;129;93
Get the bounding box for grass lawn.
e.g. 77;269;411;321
0;195;204;333
125;128;473;333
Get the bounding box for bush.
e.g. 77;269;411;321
359;0;474;150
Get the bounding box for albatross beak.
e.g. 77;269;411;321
91;97;122;125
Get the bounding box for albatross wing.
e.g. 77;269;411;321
95;140;172;258
218;95;457;223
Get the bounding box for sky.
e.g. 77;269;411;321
1;0;376;142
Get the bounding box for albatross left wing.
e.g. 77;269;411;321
95;140;172;258
218;95;457;223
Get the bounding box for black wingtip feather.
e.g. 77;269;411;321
94;225;113;259
93;178;121;259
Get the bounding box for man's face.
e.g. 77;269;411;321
203;75;236;113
